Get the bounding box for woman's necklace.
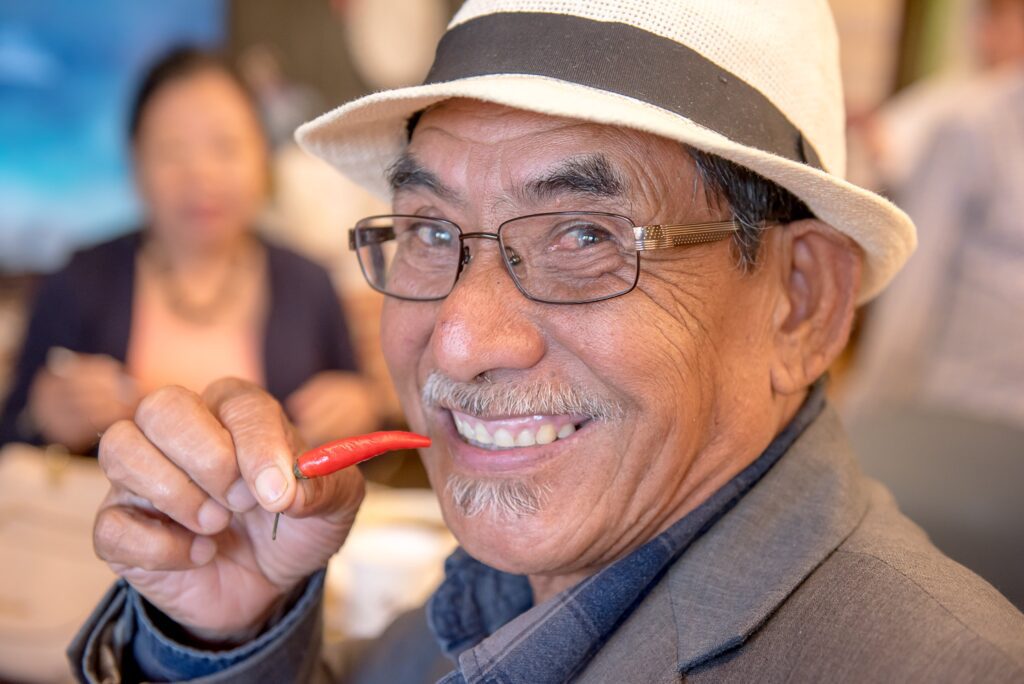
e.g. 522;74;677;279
142;238;250;326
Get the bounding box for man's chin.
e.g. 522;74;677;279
439;474;561;573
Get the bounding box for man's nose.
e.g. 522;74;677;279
430;242;546;383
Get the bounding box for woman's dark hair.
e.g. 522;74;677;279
128;46;261;142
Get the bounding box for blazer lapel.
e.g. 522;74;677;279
670;405;868;672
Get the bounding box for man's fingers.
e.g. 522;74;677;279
204;378;299;513
205;378;368;525
99;420;231;535
94;503;216;571
134;385;247;512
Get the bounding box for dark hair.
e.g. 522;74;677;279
686;146;813;270
128;46;261;142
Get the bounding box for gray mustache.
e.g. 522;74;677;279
421;371;623;420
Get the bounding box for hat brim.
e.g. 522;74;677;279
296;74;915;303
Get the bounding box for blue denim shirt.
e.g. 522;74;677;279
70;382;825;683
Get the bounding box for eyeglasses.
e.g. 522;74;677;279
348;211;739;305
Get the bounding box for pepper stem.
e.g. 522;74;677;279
272;512;280;541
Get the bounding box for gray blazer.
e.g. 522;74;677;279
72;407;1024;682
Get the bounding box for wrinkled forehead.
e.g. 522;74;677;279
400;98;698;208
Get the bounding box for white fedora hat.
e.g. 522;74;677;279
296;0;916;302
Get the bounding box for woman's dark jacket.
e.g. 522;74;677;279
0;231;360;446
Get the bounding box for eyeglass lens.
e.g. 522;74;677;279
352;213;641;304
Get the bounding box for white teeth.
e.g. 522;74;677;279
535;424;557;445
493;428;515;447
474;423;493;445
515;429;536;447
453;414;581;448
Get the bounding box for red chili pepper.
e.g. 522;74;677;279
272;430;431;540
293;431;431;479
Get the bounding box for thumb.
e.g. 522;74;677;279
203;377;365;521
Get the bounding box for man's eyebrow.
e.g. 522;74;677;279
521;154;626;203
386;152;461;205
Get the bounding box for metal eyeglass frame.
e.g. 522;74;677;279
348;211;740;305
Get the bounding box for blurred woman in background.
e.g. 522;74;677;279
0;47;377;453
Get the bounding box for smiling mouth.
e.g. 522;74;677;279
449;409;588;450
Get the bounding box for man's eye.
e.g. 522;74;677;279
414;224;455;247
573;226;610;247
558;223;615;250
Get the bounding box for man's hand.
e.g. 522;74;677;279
92;378;365;642
286;370;378;448
28;348;139;452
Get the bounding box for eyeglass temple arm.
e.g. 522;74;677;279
633;220;739;251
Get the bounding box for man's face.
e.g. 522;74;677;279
381;100;787;582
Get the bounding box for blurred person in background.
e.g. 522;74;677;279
976;0;1024;67
844;0;1024;608
0;47;377;454
848;0;1024;431
855;0;1024;193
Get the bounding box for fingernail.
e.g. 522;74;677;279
255;467;287;505
226;478;257;512
190;536;217;565
197;499;230;533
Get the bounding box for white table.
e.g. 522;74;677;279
0;444;114;683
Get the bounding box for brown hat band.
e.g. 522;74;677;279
424;12;823;170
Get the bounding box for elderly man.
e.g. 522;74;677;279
71;1;1024;682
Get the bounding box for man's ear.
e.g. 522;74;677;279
769;219;862;396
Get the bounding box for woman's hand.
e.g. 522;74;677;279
92;378;365;643
28;348;139;452
286;371;378;448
